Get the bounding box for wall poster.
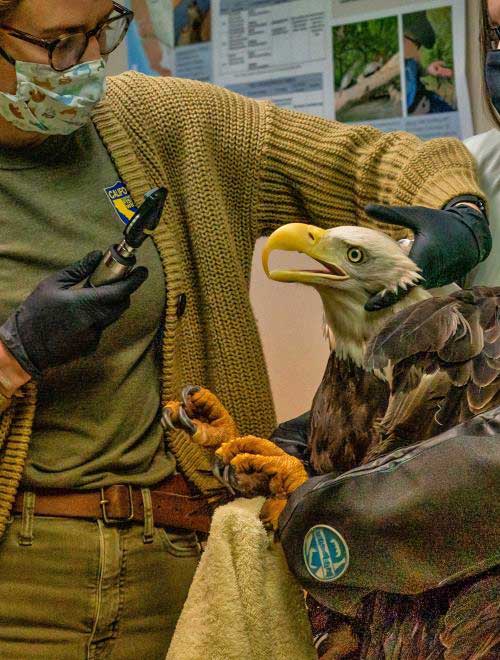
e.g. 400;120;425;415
125;0;472;139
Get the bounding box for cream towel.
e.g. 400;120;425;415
166;497;316;660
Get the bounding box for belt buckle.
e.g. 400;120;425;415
100;485;134;525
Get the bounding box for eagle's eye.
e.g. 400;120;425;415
347;247;364;263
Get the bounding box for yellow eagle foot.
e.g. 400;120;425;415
260;497;288;531
216;436;287;463
162;385;239;449
214;437;309;527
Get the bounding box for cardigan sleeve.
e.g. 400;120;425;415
101;74;484;244
252;102;485;241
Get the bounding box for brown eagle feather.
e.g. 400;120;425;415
309;352;389;473
362;287;500;462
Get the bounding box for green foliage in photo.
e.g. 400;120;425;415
420;7;456;106
333;17;399;90
420;7;453;72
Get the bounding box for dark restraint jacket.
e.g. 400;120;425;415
274;406;500;658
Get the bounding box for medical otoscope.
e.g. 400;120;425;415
88;187;168;287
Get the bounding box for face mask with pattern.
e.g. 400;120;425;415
0;58;106;135
486;49;500;115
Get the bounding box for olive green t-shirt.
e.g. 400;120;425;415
0;123;176;489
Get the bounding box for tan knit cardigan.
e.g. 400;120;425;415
0;72;484;535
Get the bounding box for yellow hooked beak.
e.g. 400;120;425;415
262;223;349;284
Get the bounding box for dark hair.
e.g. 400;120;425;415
403;11;436;50
481;0;500;126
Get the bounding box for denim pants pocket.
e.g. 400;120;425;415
157;527;201;558
0;516;200;659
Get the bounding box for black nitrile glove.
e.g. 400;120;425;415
0;251;148;378
364;199;492;311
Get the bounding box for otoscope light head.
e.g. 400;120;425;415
124;187;168;248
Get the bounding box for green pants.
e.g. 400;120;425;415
0;496;200;659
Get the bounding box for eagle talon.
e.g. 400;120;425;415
212;456;228;486
212;457;237;495
260;520;274;532
163;386;239;449
161;406;177;431
181;384;201;407
178;406;197;434
259;497;288;531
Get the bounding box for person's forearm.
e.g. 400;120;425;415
0;340;31;398
130;0;156;38
253;103;485;241
278;406;500;603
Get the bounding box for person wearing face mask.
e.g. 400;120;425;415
463;0;500;287
0;0;493;657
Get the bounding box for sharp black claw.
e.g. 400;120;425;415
212;457;237;495
178;406;197;434
224;464;240;494
212;457;226;482
161;407;176;431
181;384;201;407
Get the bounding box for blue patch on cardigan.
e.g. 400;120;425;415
303;525;349;582
104;181;138;226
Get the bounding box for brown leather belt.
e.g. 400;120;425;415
13;474;213;533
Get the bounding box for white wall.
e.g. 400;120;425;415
107;0;495;422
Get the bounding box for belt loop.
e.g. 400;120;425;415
141;488;154;544
18;491;35;547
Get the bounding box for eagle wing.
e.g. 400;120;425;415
364;287;500;459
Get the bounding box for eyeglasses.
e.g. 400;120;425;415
488;25;500;51
0;2;134;72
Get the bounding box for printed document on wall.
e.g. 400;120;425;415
212;0;334;117
330;0;472;139
126;1;213;82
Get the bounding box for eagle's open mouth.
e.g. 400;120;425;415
268;256;349;283
314;259;348;278
262;223;349;284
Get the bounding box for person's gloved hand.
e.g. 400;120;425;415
364;199;492;311
0;251;148;378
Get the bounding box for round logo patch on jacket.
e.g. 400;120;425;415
303;525;349;582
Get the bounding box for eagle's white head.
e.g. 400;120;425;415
262;223;431;366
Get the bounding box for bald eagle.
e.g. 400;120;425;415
262;223;499;474
261;222;500;659
163;222;499;659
